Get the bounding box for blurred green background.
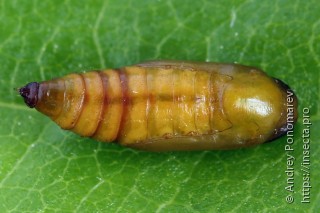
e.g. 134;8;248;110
0;0;319;212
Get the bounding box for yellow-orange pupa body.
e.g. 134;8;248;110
19;61;298;151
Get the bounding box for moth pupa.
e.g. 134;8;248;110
19;61;298;151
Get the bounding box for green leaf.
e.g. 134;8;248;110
0;0;319;212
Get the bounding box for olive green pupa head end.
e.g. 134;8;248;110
266;78;298;142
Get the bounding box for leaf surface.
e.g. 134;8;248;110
0;0;319;212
